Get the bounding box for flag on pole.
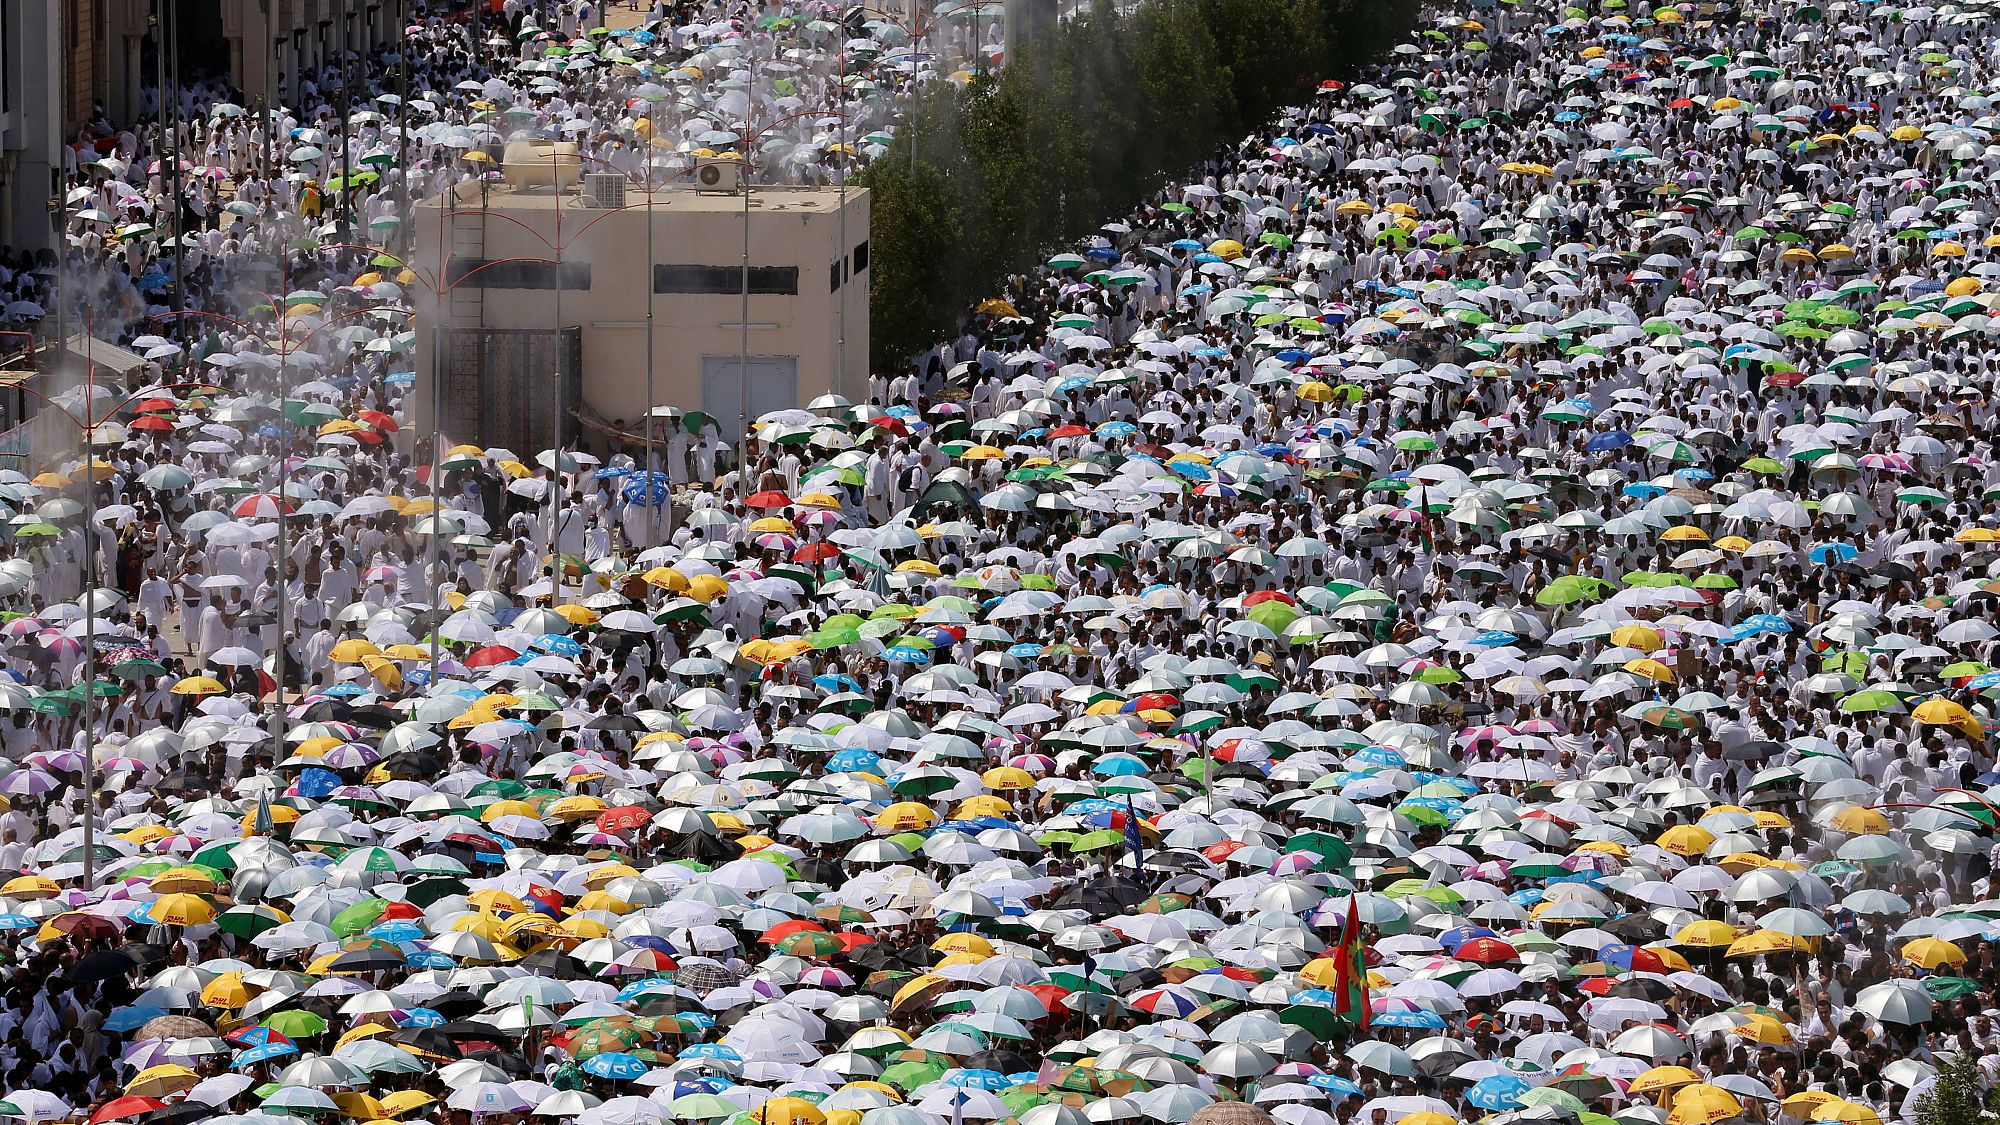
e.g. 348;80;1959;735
1123;794;1145;871
1331;894;1370;1030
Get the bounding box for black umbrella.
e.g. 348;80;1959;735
71;948;139;982
676;960;741;993
329;946;407;974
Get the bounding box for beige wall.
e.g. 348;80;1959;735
103;0;401;126
409;182;871;449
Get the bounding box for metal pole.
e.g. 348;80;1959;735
835;28;848;401
398;3;411;252
738;166;749;447
272;272;290;756
338;12;353;242
644;178;656;550
427;319;443;683
548;154;565;602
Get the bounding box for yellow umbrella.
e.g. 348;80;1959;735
1668;1086;1743;1125
1;875;56;899
149;867;219;894
1727;929;1816;957
1631;1067;1703;1095
329;639;382;663
1780;1092;1843;1119
753;1098;827;1125
360;654;403;691
127;1065;202;1097
1913;698;1983;740
1903;937;1967;969
1334;200;1374;216
201;972;256;1009
932;932;995;956
1624;657;1676;683
1298;381;1337;402
644;566;690;591
1673;920;1739;948
1207;239;1246;259
171;676;228;696
1660;525;1709;541
148;893;217;926
687;573;730;603
1656;825;1716;856
1610;624;1663;652
1732;1013;1794;1045
1889;124;1923;141
1934;241;1969;257
1945;277;1981;296
875;802;938;830
1824;805;1889;835
1812;1103;1882;1125
981;766;1036;790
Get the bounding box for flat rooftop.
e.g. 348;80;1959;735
424;182;862;215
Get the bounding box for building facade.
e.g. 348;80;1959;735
101;1;405;126
0;3;102;252
410;176;871;456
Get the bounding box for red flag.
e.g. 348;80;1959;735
1332;895;1370;1030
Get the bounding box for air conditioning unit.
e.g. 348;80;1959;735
581;173;627;210
693;159;745;193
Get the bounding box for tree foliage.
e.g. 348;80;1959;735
861;0;1418;371
1917;1053;1998;1125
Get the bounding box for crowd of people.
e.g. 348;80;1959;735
0;0;1993;1122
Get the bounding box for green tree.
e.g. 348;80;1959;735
1917;1053;1998;1125
860;0;1421;371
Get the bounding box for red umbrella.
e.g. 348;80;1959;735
130;416;175;431
1456;937;1521;964
1131;692;1179;711
463;645;522;668
594;806;651;833
90;1097;166;1124
356;409;399;432
794;543;840;563
1243;590;1297;607
1049;425;1089;438
233;494;293;518
759;919;828;944
745;491;792;509
131;398;179;413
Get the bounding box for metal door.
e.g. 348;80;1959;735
701;355;798;439
438;327;580;452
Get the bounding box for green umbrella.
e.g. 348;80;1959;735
331;899;391;937
262;1009;329;1038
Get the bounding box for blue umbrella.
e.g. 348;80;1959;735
365;920;426;943
1090;755;1147;776
582;1051;653;1080
104;1005;166;1032
399;1008;445;1027
621;471;673;508
1808;543;1858;564
1586;430;1633;452
532;633;585;656
812;673;864;693
1375;1009;1446;1028
828;748;881;773
1467;1076;1532;1110
680;1044;743;1062
235;1041;301;1067
1437;925;1497;951
296;767;341;800
943;1069;1011;1089
1308;1075;1364;1096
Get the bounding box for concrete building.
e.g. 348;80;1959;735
0;3;100;252
409;171;870;455
101;1;404;127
